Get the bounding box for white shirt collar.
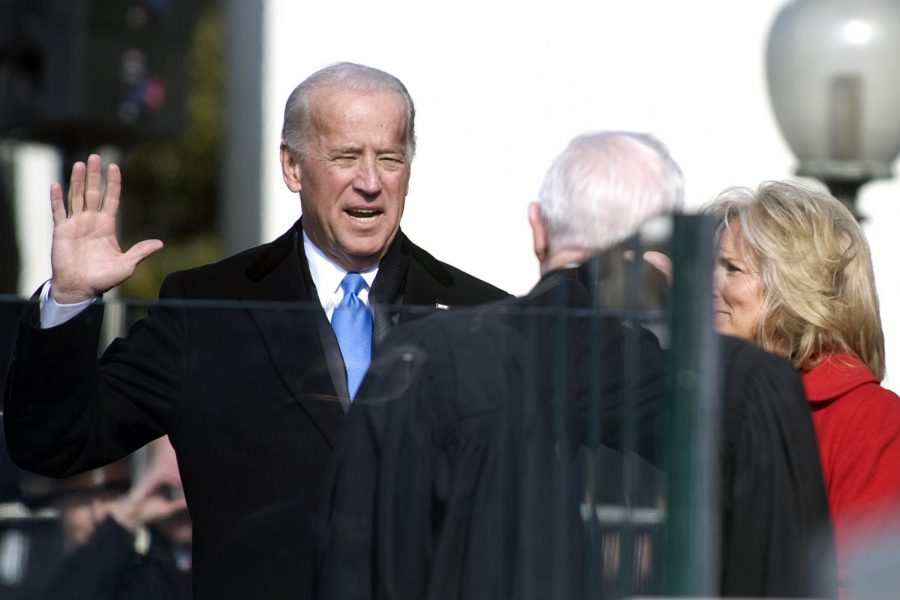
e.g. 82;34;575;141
302;231;378;320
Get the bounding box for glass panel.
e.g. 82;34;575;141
0;215;843;599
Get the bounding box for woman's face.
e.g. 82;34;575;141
713;222;765;341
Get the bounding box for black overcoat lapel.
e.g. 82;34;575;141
241;225;346;448
392;236;461;324
369;232;410;346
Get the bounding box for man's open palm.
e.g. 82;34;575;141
50;154;163;304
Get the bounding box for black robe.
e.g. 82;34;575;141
319;258;837;599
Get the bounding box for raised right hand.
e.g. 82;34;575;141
49;154;163;304
642;251;673;285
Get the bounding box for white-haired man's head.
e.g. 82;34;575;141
530;131;683;273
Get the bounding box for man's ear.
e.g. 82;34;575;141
280;143;302;193
528;201;548;265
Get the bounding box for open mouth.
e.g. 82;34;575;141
346;208;381;224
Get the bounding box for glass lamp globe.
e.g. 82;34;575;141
766;0;900;214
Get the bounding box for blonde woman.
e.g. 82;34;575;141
709;181;900;595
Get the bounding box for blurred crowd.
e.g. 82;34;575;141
0;434;191;599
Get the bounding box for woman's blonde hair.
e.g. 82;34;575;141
709;181;885;379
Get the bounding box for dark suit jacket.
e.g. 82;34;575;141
319;257;836;599
2;220;508;600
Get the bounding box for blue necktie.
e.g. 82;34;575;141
331;273;372;400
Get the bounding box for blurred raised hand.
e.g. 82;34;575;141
642;251;672;285
622;249;673;285
107;437;187;533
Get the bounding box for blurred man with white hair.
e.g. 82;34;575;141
318;131;836;599
533;131;682;261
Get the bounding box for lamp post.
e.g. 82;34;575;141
766;0;900;221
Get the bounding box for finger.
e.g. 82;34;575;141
101;163;122;215
163;497;188;514
50;183;66;224
143;496;189;524
84;154;103;211
124;239;164;267
155;497;189;521
642;251;673;284
67;161;86;214
126;471;161;502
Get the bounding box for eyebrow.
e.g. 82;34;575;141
720;250;762;276
720;248;752;264
327;146;408;157
329;146;362;155
377;146;408;157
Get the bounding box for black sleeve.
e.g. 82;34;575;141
3;278;186;477
719;336;838;598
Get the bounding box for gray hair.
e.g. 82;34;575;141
281;62;417;160
538;131;684;251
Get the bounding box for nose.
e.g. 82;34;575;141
353;156;382;197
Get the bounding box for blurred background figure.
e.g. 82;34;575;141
32;459;132;553
28;436;191;600
709;181;900;598
0;435;133;599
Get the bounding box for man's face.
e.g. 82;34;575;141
282;87;411;272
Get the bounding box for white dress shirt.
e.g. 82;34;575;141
302;231;377;322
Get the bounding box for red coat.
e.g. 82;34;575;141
803;354;900;592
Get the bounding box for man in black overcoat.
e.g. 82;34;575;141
319;132;837;599
2;62;507;599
